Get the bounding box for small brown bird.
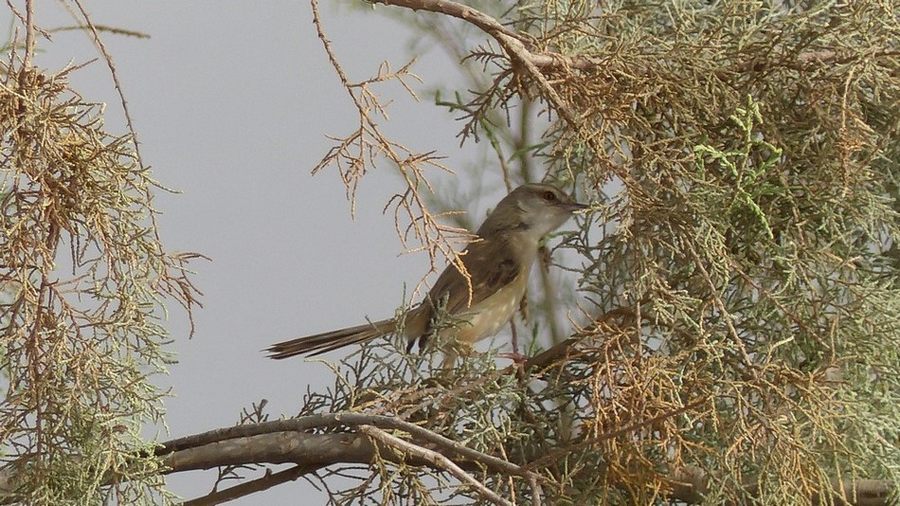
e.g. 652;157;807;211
266;183;587;361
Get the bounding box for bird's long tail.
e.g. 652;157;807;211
266;318;397;359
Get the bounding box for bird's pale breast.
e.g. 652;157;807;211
445;269;529;344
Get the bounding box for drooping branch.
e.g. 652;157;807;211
308;0;475;299
372;0;625;184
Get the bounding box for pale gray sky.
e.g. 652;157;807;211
10;1;552;503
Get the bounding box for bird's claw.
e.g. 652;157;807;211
498;351;529;365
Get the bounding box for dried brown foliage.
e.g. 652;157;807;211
0;6;199;502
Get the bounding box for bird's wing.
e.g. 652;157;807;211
426;237;522;315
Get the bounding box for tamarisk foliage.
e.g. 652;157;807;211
291;0;899;504
0;40;198;506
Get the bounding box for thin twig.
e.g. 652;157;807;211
359;424;514;506
371;0;619;184
309;0;475;299
68;0;145;168
22;0;34;69
183;466;311;506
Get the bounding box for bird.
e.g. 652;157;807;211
266;183;587;362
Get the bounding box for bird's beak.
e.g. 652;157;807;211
565;202;590;213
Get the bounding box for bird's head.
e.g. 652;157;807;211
478;183;588;239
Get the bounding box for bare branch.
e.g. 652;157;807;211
158;412;540;484
183;466;312;506
308;0;480;301
359;424;513;506
153;422;897;506
68;0;146;169
372;0;619;184
163;432;369;474
22;0;34;68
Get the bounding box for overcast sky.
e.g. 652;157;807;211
9;1;542;503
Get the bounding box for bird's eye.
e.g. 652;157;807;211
542;191;557;202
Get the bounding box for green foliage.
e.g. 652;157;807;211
0;65;196;503
693;98;784;241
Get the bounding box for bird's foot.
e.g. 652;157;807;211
498;351;529;365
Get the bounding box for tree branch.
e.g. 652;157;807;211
358;424;513;506
372;0;620;183
160;430;524;505
0;410;889;505
22;0;34;69
162;422;895;506
154;410;893;505
157;412;539;485
183;465;312;506
375;0;594;70
163;432;371;473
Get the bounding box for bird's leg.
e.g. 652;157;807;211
500;325;529;364
519;289;530;320
499;294;530;364
440;349;458;370
498;349;529;364
441;340;476;370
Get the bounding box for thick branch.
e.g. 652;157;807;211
165;430;530;506
0;411;889;505
158;412;537;483
163;432;371;473
163;427;894;506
